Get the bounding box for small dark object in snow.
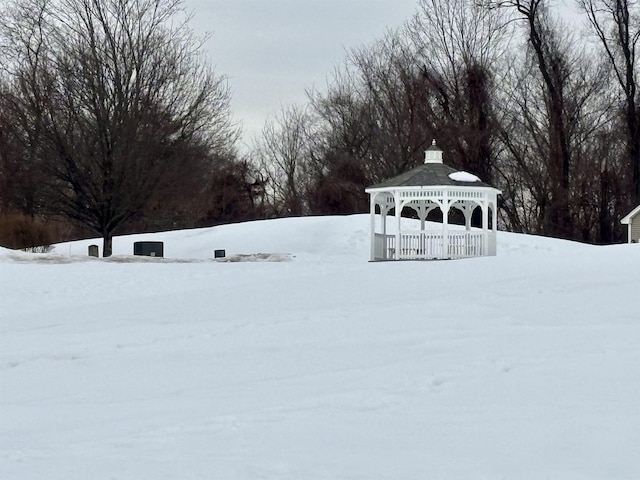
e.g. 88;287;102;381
134;241;164;257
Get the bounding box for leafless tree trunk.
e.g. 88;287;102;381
291;1;512;216
408;0;512;184
578;0;640;205
484;0;578;238
346;37;431;179
255;105;311;216
481;0;619;241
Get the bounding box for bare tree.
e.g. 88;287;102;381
298;2;512;216
302;29;438;205
482;0;581;238
285;3;511;216
495;47;615;238
483;0;621;241
0;0;237;256
578;0;640;205
407;0;512;183
255;105;311;216
306;67;380;184
348;33;435;179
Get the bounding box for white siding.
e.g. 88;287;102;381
632;214;640;242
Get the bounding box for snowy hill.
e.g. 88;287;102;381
1;214;639;480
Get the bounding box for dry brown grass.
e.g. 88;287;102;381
0;213;53;250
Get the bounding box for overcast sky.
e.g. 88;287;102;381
185;0;419;151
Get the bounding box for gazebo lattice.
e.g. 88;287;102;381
365;141;501;261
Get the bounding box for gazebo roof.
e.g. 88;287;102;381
367;161;493;190
366;140;498;191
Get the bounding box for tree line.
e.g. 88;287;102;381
0;0;263;254
1;0;639;254
253;0;640;244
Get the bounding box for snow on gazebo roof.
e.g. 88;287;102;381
366;161;492;189
366;140;494;190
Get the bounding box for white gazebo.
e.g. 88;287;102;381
365;141;501;261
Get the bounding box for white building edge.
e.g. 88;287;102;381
620;204;640;243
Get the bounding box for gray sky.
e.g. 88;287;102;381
185;0;419;151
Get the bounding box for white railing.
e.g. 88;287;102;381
374;233;395;260
374;231;490;260
399;231;444;259
446;231;484;259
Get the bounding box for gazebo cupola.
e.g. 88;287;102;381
424;140;444;163
365;140;501;261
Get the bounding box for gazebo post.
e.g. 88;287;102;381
442;191;449;259
394;193;401;260
381;205;388;259
418;203;427;258
492;201;498;231
382;205;388;236
369;194;376;261
482;201;489;255
464;203;472;231
491;199;498;255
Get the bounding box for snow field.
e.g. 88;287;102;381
1;214;639;479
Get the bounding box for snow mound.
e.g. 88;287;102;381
2;214;640;480
1;214;601;264
48;215;371;260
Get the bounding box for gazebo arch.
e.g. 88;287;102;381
365;141;501;261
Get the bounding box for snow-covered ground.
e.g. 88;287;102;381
1;214;639;480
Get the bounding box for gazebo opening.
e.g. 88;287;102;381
365;140;501;261
426;207;443;223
